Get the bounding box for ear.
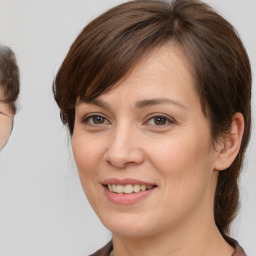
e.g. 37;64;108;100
214;112;244;171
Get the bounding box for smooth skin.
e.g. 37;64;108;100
72;43;244;256
0;90;13;149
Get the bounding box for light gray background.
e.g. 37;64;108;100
0;0;255;255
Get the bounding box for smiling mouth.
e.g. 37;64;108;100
106;184;156;194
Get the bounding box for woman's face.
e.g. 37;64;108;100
0;91;13;149
72;44;221;238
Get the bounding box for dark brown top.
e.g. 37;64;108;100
89;237;246;256
89;241;112;256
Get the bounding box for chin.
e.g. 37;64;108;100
107;224;152;238
99;212;160;239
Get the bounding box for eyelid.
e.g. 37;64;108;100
81;113;111;125
80;112;176;127
144;113;176;126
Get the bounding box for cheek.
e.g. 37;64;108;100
73;137;99;172
72;132;102;185
144;135;216;227
147;130;215;195
72;134;104;207
0;117;13;149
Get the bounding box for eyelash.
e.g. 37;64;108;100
81;113;176;127
144;114;175;127
82;114;110;126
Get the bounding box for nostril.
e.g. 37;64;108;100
104;147;145;168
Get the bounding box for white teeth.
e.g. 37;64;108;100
107;184;155;194
116;185;124;193
124;184;133;194
140;185;146;191
133;184;141;192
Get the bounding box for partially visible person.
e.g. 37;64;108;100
0;45;19;149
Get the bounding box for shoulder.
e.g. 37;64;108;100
88;238;246;256
224;236;247;256
89;241;113;256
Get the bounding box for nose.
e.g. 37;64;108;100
103;125;145;168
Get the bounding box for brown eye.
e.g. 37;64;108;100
154;117;167;125
146;114;174;127
93;116;105;124
83;115;109;125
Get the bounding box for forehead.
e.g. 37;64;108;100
128;43;192;80
78;43;199;113
106;44;195;95
78;41;195;100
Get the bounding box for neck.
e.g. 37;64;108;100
111;172;234;256
112;216;234;256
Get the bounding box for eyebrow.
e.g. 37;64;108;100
135;98;187;110
78;97;187;110
78;99;110;108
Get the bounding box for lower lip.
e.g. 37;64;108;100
103;186;156;205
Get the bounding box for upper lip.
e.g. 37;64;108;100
101;178;157;186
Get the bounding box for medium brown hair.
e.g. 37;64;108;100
0;45;20;114
53;0;251;234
